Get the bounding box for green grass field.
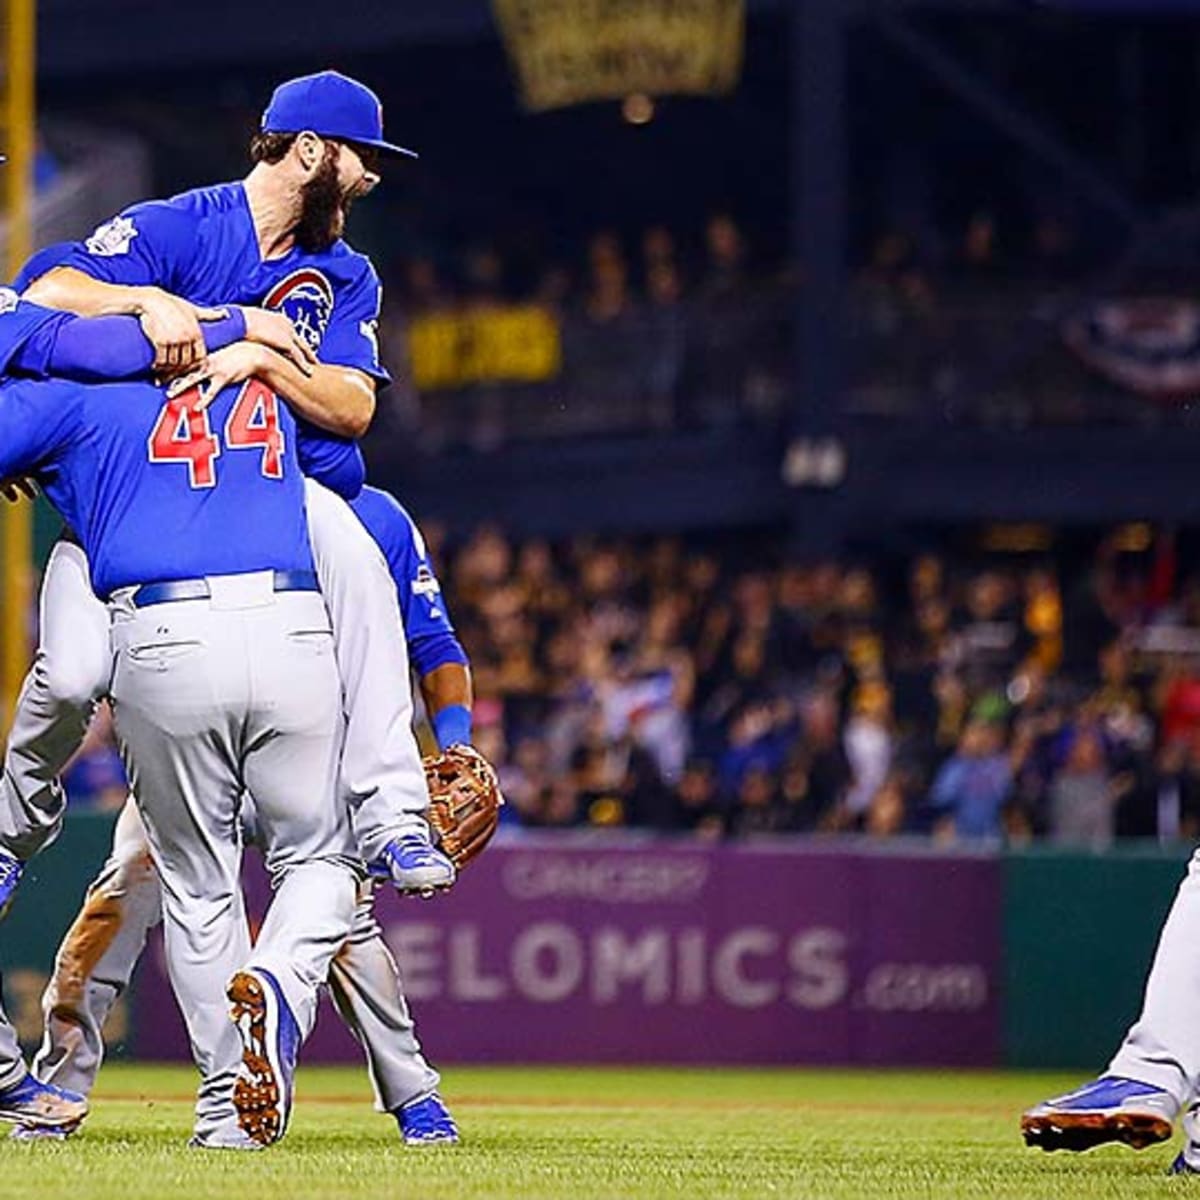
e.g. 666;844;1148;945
1;1064;1193;1199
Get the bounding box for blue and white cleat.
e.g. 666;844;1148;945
0;849;24;920
0;1073;87;1134
396;1092;459;1145
1021;1076;1176;1152
227;967;299;1147
369;832;456;897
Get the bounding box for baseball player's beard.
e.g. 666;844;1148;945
295;150;353;253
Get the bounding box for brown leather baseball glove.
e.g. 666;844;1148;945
424;744;503;869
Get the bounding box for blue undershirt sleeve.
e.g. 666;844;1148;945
8;310;246;382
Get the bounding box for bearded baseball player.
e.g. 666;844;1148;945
29;484;469;1145
0;290;377;1148
1;71;451;897
1021;855;1200;1173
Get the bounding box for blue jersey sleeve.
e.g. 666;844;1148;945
350;488;466;674
296;420;365;500
55;201;195;291
10;310;247;383
319;258;390;385
12;242;75;292
0;293;71;376
0;379;82;479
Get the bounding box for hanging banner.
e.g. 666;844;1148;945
1063;296;1200;399
491;0;746;112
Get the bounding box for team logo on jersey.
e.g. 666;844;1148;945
359;317;380;362
412;565;441;600
0;288;18;315
85;216;138;257
262;268;335;352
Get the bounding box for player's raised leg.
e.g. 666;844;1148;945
33;795;162;1095
1020;849;1200;1152
304;481;453;892
225;587;360;1146
0;537;109;886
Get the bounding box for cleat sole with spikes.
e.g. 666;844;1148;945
1021;1110;1172;1153
228;971;282;1147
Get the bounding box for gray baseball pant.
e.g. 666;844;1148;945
0;1001;30;1092
0;538;108;859
107;577;359;1143
1106;847;1200;1109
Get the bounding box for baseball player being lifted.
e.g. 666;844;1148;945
29;483;469;1145
0;289;373;1148
1022;852;1200;1173
0;70;451;903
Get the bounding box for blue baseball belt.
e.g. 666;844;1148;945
130;569;319;609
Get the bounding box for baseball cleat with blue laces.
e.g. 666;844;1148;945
396;1092;459;1145
369;831;456;897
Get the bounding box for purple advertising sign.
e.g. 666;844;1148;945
133;836;1002;1066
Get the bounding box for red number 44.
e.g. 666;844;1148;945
148;380;284;488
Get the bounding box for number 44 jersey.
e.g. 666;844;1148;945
0;298;345;598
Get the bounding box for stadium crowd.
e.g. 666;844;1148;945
61;522;1200;848
441;523;1193;846
374;201;1179;445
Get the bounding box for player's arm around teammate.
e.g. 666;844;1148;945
0;301;281;872
4;73;447;894
23;75;404;438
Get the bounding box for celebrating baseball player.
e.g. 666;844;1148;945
0;288;376;1148
29;484;481;1145
0;70;452;902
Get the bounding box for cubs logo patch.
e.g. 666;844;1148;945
0;288;18;315
86;216;138;257
262;268;335;352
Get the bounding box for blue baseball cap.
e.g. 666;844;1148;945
261;71;417;161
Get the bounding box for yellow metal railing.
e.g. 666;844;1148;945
1;0;35;728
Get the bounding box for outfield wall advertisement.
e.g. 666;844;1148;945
129;838;1003;1066
11;821;1185;1068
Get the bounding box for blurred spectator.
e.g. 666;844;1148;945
865;773;912;838
702;212;748;299
1047;724;1120;847
839;682;894;828
928;719;1011;841
583;232;632;325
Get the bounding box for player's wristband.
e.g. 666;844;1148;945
432;704;472;751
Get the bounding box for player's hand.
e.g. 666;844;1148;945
239;307;316;376
0;476;37;504
133;287;227;376
166;342;270;408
